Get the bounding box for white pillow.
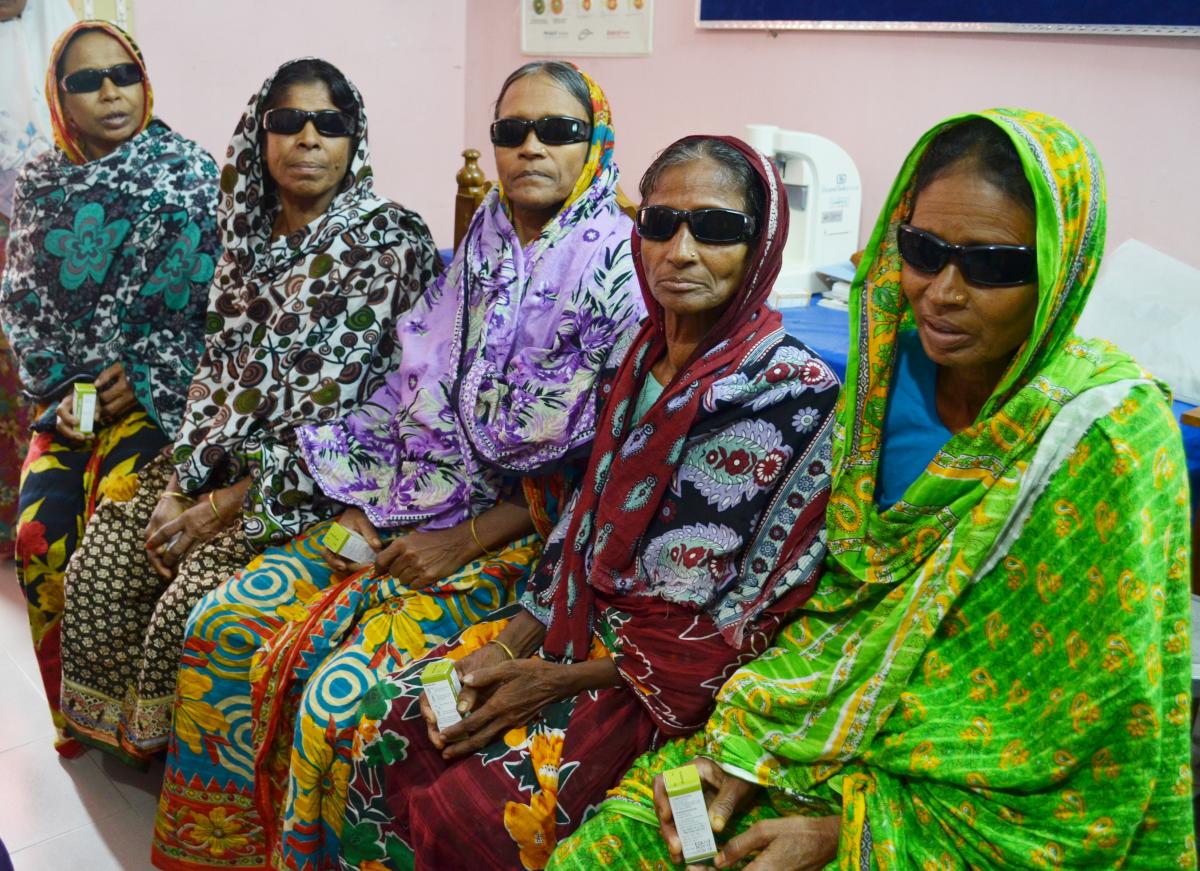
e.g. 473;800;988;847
1076;239;1200;405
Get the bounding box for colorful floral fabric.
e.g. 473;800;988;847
169;60;440;545
297;65;641;532
15;411;167;756
2;59;216;435
152;475;569;871
0;305;33;560
559;110;1195;870
339;136;841;871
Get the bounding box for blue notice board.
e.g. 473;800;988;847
697;0;1200;36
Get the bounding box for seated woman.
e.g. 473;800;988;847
337;135;840;871
0;20;218;757
551;111;1194;870
56;58;440;764
151;62;643;871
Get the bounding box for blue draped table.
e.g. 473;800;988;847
780;302;1200;513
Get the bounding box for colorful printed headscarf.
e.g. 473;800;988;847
536;136;839;663
0;21;216;436
44;20;153;166
297;64;643;530
170;59;440;544
701;111;1193;867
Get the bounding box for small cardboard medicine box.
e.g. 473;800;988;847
325;522;377;565
73;382;97;434
664;764;718;863
421;659;463;729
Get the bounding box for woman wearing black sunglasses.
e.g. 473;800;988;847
331;135;838;871
554;112;1192;871
0;20;218;759
53;56;440;783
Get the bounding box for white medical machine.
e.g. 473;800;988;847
744;124;862;307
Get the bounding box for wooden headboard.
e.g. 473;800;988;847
453;149;638;250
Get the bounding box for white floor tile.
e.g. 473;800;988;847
10;800;157;871
0;563;44;700
0;654;54;752
0;740;129;853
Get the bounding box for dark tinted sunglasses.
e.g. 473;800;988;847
636;206;757;245
61;62;143;94
263;108;357;138
897;223;1036;288
490;116;590;148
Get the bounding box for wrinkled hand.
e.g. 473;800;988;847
653;757;760;868
375;524;474;589
711;815;840;870
96;362;137;423
322;507;383;574
145;487;237;578
144;492;192;577
421;657;570;760
418;640;510;747
54;390;90;444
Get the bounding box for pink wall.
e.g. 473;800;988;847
465;1;1200;267
133;0;466;247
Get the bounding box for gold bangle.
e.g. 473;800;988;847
470;516;497;559
163;490;195;504
488;639;516;661
208;491;223;524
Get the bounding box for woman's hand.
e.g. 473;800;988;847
711;815;840;870
145;482;244;578
418;640;511;746
145;490;193;577
322;507;383;574
54;390;90;443
374;524;476;589
422;656;575;760
653;757;761;868
96;362;138;423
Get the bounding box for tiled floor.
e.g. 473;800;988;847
0;562;161;870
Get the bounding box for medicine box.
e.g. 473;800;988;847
74;382;97;434
421;659;463;729
664;764;718;863
325;522;377;565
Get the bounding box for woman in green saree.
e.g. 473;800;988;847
549;109;1194;869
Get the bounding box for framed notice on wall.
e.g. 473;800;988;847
696;0;1200;36
522;0;653;56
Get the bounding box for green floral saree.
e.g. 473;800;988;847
551;109;1194;869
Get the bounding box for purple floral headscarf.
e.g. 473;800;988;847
298;66;644;530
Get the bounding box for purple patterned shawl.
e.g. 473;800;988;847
298;158;643;530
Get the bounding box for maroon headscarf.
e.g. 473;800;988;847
544;135;792;660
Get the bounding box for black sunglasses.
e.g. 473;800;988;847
61;62;143;94
636;206;757;245
263;108;357;138
490;116;590;148
897;223;1036;288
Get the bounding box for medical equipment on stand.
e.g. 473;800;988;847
744;124;862;307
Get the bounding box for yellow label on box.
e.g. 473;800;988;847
74;382;97;434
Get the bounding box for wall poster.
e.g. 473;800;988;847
522;0;653;56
